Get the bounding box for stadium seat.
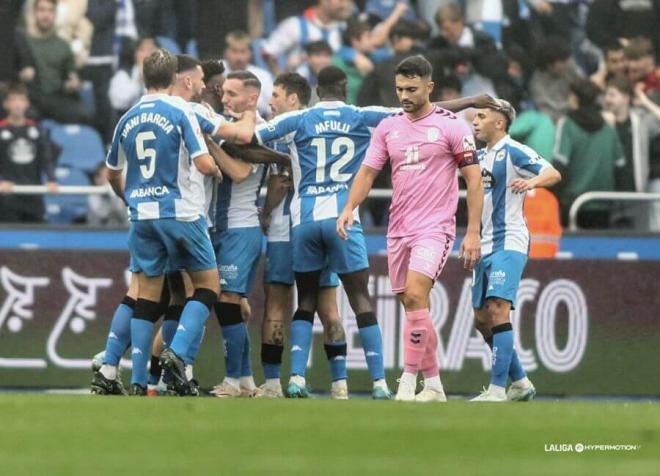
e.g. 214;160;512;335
80;81;96;116
186;39;198;58
47;123;106;173
45;167;91;224
157;36;181;55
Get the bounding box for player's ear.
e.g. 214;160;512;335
427;80;435;95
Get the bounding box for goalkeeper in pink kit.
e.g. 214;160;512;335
337;55;483;402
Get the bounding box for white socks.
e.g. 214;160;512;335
424;375;443;390
240;376;256;390
224;376;240;389
331;379;347;392
512;377;531;388
488;384;506;398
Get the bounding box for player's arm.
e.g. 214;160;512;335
337;164;380;240
435;94;498;113
459;163;483;270
215;109;256;144
509;148;562;193
261;170;292;234
180;107;223;178
222;141;291;165
205;136;251;183
107;168;127;206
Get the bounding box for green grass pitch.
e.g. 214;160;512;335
0;395;658;476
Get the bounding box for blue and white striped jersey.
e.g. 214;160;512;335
211;114;267;232
478;135;551;255
106;93;208;221
255;100;392;226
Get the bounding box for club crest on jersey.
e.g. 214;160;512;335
462;135;476;151
495;150;506;162
427;127;439;142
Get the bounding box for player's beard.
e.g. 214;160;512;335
401;99;424;114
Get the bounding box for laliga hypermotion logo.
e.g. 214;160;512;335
0;267;50;368
46;268;112;368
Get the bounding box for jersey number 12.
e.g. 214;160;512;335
311;137;354;183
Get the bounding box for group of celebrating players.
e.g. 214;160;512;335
90;46;560;402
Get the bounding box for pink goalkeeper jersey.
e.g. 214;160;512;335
363;105;477;238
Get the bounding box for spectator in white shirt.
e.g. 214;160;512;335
108;37;157;115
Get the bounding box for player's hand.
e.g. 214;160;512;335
472;94;499;110
459;231;481;271
240;297;252;322
336;208;354;241
0;181;15;193
509;178;533;194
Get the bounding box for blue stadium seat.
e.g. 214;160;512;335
186;39;198;58
47;123;106;173
46;167;91;224
157;36;181;55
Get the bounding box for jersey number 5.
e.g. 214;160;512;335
311;137;354;183
136;131;157;179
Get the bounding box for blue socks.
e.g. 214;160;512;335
484;331;527;382
324;342;347;381
103;297;135;366
161;305;183;348
185;326;205;365
130;318;155;386
289;310;314;377
170;298;212;361
491;323;514;387
356;313;385;381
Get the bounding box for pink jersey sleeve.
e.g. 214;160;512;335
447;118;478;168
363;121;390;171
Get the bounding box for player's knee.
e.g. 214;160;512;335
191;288;218;311
401;288;427;310
485;298;511;322
134;298;163;323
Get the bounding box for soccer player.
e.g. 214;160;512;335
208;71;267;398
256;66;394;400
337;55;484;402
469;100;561;402
106;49;222;396
259;72;348;399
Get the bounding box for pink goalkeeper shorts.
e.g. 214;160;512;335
387;233;454;294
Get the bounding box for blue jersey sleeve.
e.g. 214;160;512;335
105;121;125;170
255;110;303;144
358;105;399;128
192;102;225;136
179;107;208;160
509;144;551;178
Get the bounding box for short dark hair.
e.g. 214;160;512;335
395;55;433;79
3;82;29;98
606;75;634;97
201;59;225;80
437;73;462;93
34;0;57;8
435;3;463;25
143;49;177;90
274;72;311;106
603;39;624;55
343;19;371;45
389;20;416;42
226;70;261;90
570;78;601;106
176;54;201;74
537;36;571;70
304;40;333;57
317;65;348;99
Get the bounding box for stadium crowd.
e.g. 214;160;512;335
0;0;659;232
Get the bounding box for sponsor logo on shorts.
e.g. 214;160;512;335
413;247;437;262
489;270;506;286
219;264;238;281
